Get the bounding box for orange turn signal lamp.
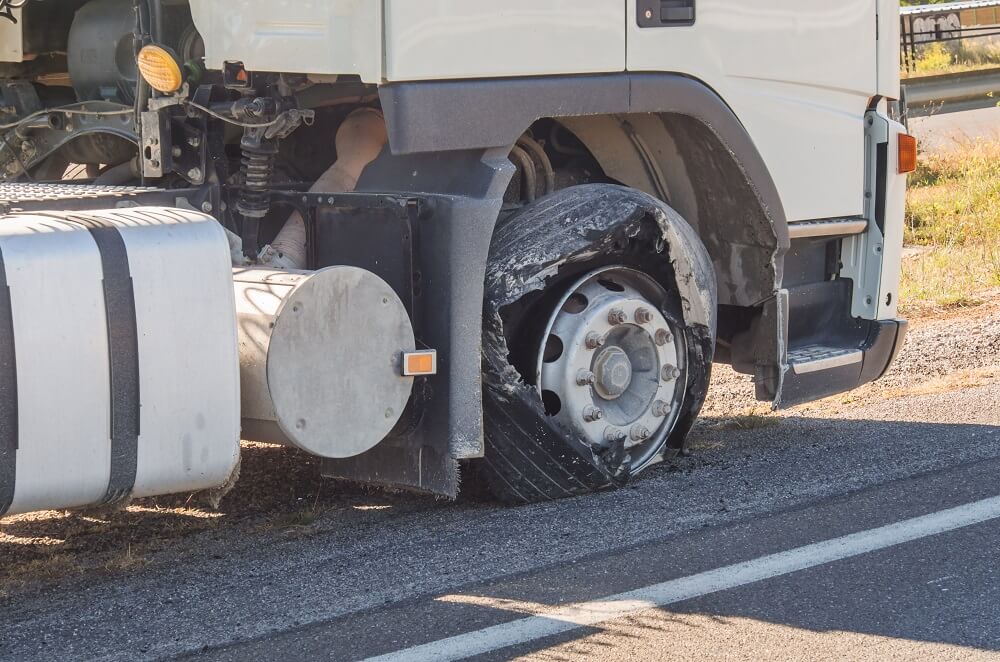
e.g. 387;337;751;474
137;44;184;94
402;350;437;377
898;133;918;175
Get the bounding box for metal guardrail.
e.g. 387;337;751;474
902;67;1000;118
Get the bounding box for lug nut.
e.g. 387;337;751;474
630;425;651;442
608;308;628;325
661;365;682;381
634;307;654;324
655;329;673;346
604;427;628;444
576;370;596;386
583;405;604;423
652;400;670;417
585;332;606;350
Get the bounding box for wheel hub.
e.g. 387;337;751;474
593;346;632;400
535;267;687;470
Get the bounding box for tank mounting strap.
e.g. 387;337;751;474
37;211;143;506
0;243;17;517
86;222;141;505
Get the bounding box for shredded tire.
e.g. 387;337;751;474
476;185;717;504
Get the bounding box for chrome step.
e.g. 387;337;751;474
788;344;863;375
0;182;162;204
788;218;868;240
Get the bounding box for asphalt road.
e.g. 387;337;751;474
1;367;998;661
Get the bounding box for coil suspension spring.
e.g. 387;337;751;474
237;128;277;258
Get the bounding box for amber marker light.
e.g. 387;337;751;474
898;133;918;175
137;44;184;94
402;350;438;376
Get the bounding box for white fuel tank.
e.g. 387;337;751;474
0;207;240;517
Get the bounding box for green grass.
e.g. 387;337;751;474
901;141;1000;311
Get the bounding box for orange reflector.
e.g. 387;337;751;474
137;45;184;94
898;133;918;174
403;350;437;377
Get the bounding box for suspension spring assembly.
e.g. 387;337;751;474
236;128;277;258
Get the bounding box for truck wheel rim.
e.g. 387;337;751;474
535;266;687;470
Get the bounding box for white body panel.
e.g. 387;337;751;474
189;0;382;83
383;0;625;81
877;0;903;99
627;0;878;222
119;210;242;498
0;7;24;62
0;208;240;515
188;1;893;224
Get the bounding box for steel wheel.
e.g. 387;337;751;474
534;267;686;471
477;184;717;503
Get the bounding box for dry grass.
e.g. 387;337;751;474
700;406;781;432
901;141;1000;313
884;366;1000;399
0;442;417;595
903;41;1000;78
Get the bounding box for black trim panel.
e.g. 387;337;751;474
378;72;787;239
779;319;907;408
379;74;785;238
86;224;141;505
0;244;17;516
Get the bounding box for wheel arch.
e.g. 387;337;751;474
379;72;790;310
343;74;790;496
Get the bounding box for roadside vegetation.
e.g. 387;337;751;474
904;41;1000;77
899;0;1000;77
902;140;1000;311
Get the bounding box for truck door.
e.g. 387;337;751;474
627;1;880;223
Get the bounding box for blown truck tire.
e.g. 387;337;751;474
478;185;718;504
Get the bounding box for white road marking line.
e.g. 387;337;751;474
364;494;1000;662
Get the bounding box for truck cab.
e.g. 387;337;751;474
0;1;911;511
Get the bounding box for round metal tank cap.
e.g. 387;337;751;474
265;266;415;458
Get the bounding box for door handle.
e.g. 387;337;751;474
637;0;696;28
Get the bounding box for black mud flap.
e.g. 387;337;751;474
479;185;717;501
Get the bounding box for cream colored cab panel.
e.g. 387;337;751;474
878;0;902;99
628;0;879;222
384;0;625;81
189;0;382;83
0;7;24;62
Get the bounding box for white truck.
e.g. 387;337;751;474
0;0;912;512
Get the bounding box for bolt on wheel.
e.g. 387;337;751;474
535;266;687;471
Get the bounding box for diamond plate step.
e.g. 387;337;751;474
788;344;863;375
0;182;162;204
